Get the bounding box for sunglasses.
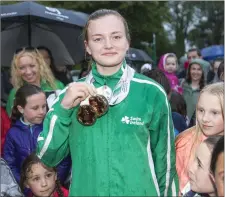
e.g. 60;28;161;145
15;46;37;54
77;95;109;126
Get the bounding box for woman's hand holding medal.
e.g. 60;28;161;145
77;86;110;126
61;82;97;109
61;82;109;126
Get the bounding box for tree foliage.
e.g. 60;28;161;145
167;1;196;57
38;1;173;61
187;1;224;49
1;1;223;62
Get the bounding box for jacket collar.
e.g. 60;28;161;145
91;61;125;89
13;118;43;131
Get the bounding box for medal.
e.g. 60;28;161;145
89;95;109;117
77;105;97;126
77;94;109;126
77;61;135;125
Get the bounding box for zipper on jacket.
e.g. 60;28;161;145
29;125;36;154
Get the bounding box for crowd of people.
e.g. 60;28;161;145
1;8;224;197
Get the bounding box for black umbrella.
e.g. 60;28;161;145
1;1;89;67
126;48;153;62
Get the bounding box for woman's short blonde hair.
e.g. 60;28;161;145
11;48;57;90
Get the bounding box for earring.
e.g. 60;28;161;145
21;109;24;114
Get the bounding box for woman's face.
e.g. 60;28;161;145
214;152;224;197
17;55;40;85
85;15;129;68
188;143;215;195
197;92;224;136
190;63;203;82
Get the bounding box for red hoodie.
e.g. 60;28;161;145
1;107;11;155
28;186;69;197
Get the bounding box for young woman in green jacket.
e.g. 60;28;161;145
37;9;178;196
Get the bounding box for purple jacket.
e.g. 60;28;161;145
158;54;183;94
3;118;71;184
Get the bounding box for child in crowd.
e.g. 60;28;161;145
158;53;183;94
3;84;46;183
20;153;68;197
169;91;188;133
175;82;224;193
3;84;71;185
210;136;224;197
182;136;221;197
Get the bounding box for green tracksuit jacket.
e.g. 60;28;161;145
37;65;179;196
6;79;65;116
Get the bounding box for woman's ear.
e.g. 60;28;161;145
17;105;24;114
84;40;91;55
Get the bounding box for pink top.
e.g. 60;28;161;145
175;126;207;193
158;54;183;94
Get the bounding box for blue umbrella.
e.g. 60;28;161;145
201;45;224;61
1;1;89;66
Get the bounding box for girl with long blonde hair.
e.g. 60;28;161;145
6;47;65;116
176;82;224;193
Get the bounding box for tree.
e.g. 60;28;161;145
187;1;224;48
166;1;195;57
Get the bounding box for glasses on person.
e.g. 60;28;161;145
77;95;109;126
14;46;36;54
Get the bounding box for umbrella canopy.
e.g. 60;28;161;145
201;45;224;61
125;48;153;63
1;1;89;67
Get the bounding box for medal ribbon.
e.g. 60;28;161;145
85;61;135;105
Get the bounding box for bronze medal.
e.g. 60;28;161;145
77;94;109;126
77;105;97;126
89;94;109;117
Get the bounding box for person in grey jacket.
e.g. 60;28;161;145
182;59;205;120
1;158;24;197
